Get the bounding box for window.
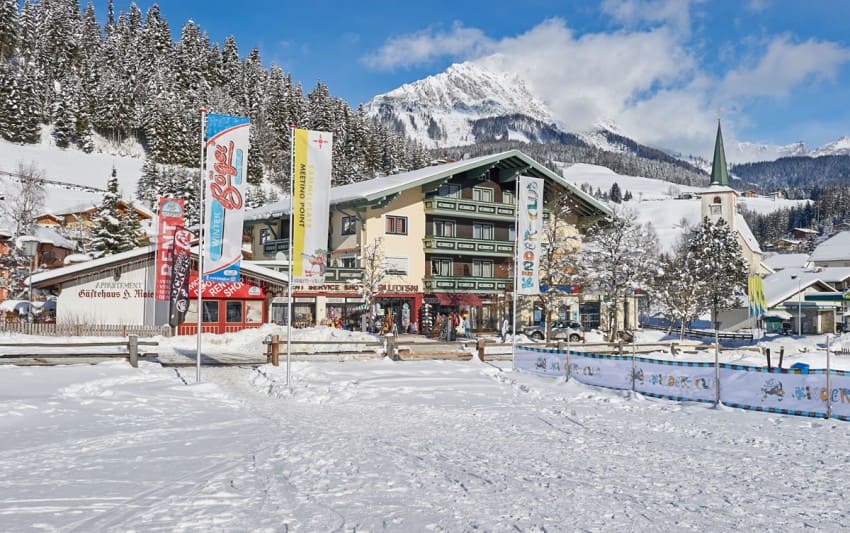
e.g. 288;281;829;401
245;301;262;323
503;190;515;205
338;255;357;268
473;222;494;240
226;301;243;323
509;224;516;242
259;228;272;244
434;219;455;237
202;301;219;322
385;215;408;235
473;187;494;202
710;204;722;216
438;184;460;198
472;260;493;277
384;256;408;275
431;258;452;276
341;215;356;235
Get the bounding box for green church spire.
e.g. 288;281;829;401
710;120;729;186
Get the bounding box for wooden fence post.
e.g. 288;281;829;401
271;335;280;366
477;338;486;361
385;335;396;360
128;335;138;368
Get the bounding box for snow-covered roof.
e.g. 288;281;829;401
763;253;809;271
29;245;289;288
809;231;850;263
792;227;818;234
810;267;850;283
245;150;613;222
63;253;92;265
762;267;839;309
734;213;761;254
16;226;77;250
698;185;737;195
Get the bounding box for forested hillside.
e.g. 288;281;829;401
732;155;850;197
0;0;429;206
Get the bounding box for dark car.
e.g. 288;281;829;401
523;321;584;342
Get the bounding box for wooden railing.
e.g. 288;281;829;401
0;322;172;337
0;335;158;367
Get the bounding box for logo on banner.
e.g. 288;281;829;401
154;198;185;301
517;176;544;295
203;113;250;282
292;128;332;286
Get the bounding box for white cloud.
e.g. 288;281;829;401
720;36;850;99
601;0;698;35
361;22;493;70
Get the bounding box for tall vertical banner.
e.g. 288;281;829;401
169;227;194;327
748;275;766;319
291;129;332;285
154;198;185;301
516;176;544;295
203;114;250;282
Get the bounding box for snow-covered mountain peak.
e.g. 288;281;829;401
373;61;552;122
812;135;850;157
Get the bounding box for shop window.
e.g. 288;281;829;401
245;301;262;323
473;187;494;202
434;219;455;237
473;222;493;240
385;215;407;235
341;215;356;235
472;260;493;277
385;255;408;275
226;301;243;323
202;301;219;322
438;184;460;198
431;258;452;276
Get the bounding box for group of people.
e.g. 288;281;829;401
433;312;470;341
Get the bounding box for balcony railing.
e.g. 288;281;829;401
423;236;514;256
424;197;515;220
325;266;364;282
261;238;290;256
423;275;511;293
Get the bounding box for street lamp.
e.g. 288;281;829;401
790;274;802;336
20;236;38;323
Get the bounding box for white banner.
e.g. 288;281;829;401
514;346;568;378
292;129;332;286
203;113;250;282
633;358;716;403
829;370;850;421
719;365;828;417
567;352;633;390
516;176;544;295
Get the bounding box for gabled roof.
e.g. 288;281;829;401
762;267;839;309
763;253;808;271
246;150;612;222
29;245;288;288
735;213;762;254
809;231;850;263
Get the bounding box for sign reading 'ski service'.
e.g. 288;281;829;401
203;113;250;282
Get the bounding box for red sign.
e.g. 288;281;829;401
154;198;185;301
188;276;265;299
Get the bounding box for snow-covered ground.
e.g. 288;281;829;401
1;327;849;530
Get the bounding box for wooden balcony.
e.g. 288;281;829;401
324;266;364;282
423;236;514;257
424;197;515;221
423;275;511;293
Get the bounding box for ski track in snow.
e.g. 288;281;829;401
0;359;848;531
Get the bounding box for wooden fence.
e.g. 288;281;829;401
0;322;172;338
263;335;387;364
0;335;159;367
640;322;753;342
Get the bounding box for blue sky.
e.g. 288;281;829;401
100;1;850;158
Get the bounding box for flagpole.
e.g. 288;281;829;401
511;178;519;370
287;125;295;388
196;108;207;384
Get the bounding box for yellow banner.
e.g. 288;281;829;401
291;129;332;285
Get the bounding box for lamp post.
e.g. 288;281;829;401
791;274;802;336
20;237;38;323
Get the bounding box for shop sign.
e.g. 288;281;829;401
188;276;264;299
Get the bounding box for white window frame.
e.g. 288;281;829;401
431;257;452;276
473;222;494;240
473;187;494;202
434;219;456;237
472;260;493;278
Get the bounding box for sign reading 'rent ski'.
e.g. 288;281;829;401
203;113;250;282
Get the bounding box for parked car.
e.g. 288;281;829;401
523;321;584;342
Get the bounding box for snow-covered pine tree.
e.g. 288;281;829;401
0;242;32;299
0;0;18;60
688;217;748;329
51;83;75;148
88;167;132;257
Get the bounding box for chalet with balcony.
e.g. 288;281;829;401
244;150;612;333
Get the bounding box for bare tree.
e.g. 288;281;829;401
0;161;46;238
581;208;659;341
537;196;582;341
357;237;386;331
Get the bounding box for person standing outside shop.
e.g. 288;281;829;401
463;312;471;338
500;315;510;343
